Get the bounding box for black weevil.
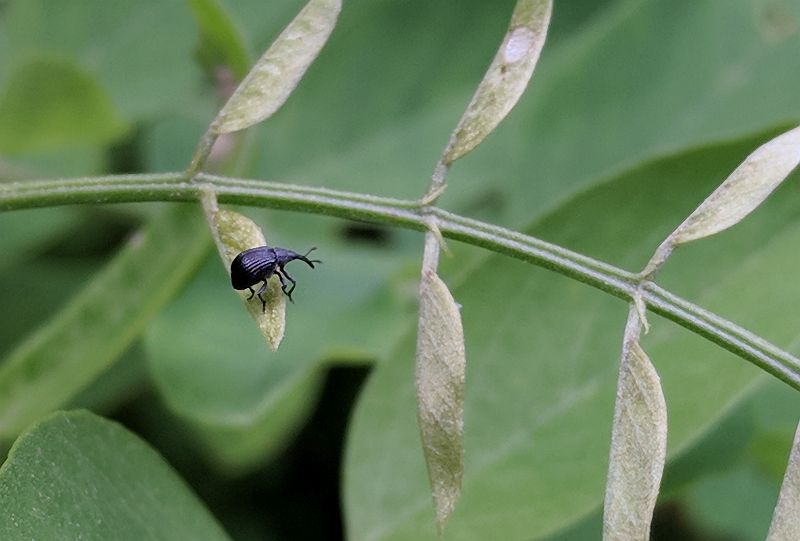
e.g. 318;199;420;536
230;246;320;312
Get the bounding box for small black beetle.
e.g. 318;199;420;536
230;246;320;312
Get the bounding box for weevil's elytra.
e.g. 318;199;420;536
230;246;320;312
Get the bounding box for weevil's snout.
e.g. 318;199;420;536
273;247;321;268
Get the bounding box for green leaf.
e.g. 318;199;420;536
190;366;325;473
244;0;800;228
0;410;230;540
0;207;79;271
0;259;98;359
0;206;209;439
659;395;754;499
1;0;203;120
645;125;800;275
188;0;251;80
0;57;128;154
440;0;552;166
683;463;780;541
416;271;466;530
678;379;800;539
143;113;231;174
0;0;205;174
343;133;800;540
0;147;107;179
68;342;148;413
766;422;800;540
212;0;341;135
603;307;666;541
748;378;800;482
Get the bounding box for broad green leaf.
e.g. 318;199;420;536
68;342;148;414
0;146;106;179
440;0;552;166
190;367;325;472
0;410;230;540
766;421;800;541
416;270;466;530
0;206;209;438
188;0;251;80
344;133;800;540
645;125;800;275
486;0;800;226
203;194;286;350
0;207;78;271
212;0;341;134
0;0;203;121
0;57;128;154
0;0;204;175
143;115;216;172
239;0;800;230
603;307;666;541
680;378;800;539
0;259;98;359
544;512;603;541
748;378;800;481
0;208;139;351
659;394;755;499
684;463;782;541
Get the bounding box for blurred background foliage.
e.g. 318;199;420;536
1;0;800;539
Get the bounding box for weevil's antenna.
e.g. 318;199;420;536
302;246;322;265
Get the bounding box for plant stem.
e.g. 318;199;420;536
186;128;218;177
2;172;799;389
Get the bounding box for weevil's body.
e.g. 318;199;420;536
230;246;320;312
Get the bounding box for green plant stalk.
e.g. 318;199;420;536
2;173;799;390
187;128;218;177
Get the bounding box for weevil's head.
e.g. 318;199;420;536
275;246;321;268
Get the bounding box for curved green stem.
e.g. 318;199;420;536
2;172;799;390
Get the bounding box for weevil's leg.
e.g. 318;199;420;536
279;266;297;298
247;287;255;300
275;269;294;303
274;270;289;294
256;280;269;313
